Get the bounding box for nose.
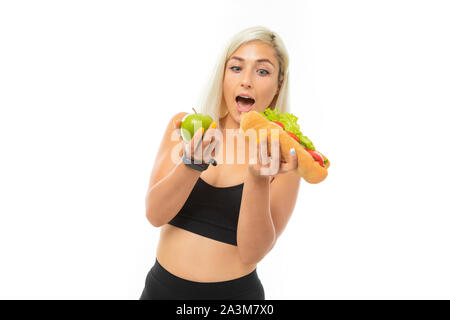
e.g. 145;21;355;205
240;69;253;88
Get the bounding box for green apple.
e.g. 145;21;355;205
180;108;214;143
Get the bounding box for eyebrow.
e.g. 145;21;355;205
228;56;275;68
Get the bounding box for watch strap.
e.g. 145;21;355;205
182;150;210;172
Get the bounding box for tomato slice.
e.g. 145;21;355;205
285;130;300;144
271;121;285;130
305;149;325;167
315;150;328;164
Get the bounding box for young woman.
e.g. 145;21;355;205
140;26;300;300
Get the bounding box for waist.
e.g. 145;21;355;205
148;258;264;299
156;224;256;282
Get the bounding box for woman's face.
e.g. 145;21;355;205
222;40;280;123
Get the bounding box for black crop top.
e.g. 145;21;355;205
168;176;244;246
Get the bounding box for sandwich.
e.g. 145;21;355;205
240;108;330;184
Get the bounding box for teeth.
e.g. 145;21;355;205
237;96;254;101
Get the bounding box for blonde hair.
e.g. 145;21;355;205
196;26;291;130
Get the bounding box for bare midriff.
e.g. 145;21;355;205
156;224;257;282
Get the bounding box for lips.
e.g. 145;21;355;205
235;95;255;113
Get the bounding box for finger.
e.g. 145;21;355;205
202;133;219;160
249;139;259;166
269;134;280;164
259;150;270;167
193;127;205;151
211;133;223;158
173;118;182;129
202;121;217;141
209;121;217;130
259;130;270;166
256;137;263;165
203;139;218;163
186;127;204;160
266;135;280;175
202;126;221;164
280;147;298;173
202;127;216;145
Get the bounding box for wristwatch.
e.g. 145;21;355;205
182;150;217;172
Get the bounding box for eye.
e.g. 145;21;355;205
230;66;270;76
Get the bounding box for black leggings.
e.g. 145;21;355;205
139;258;265;300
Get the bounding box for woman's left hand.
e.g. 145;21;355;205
248;131;298;178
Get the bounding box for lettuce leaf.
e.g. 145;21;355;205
259;107;316;150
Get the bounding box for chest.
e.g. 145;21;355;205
199;163;248;188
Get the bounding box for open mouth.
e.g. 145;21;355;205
235;96;255;113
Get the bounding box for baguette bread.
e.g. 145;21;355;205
240;110;329;184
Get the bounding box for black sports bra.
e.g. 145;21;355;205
168;176;244;246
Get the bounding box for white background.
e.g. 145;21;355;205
1;0;449;299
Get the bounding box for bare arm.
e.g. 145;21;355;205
145;112;217;227
237;171;276;265
237;132;300;265
146;158;203;227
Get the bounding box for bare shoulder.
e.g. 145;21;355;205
162;111;189;146
172;111;189;122
147;111;189;191
164;111;189;149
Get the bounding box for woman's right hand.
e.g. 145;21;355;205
173;119;219;165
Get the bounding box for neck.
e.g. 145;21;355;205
219;112;240;131
217;112;250;165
